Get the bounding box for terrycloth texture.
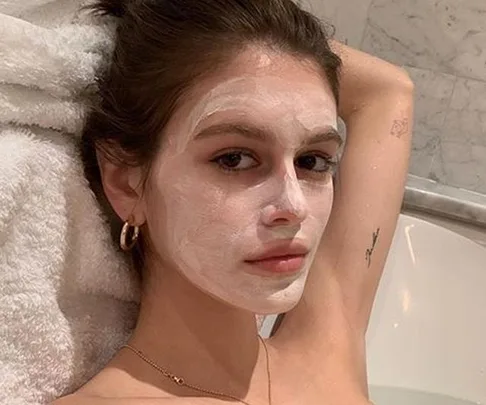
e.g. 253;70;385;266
0;1;140;404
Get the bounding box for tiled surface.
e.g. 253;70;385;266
361;0;486;81
303;0;486;202
404;67;456;134
361;0;457;73
301;0;373;47
360;0;486;195
431;77;486;194
431;141;486;194
404;67;456;179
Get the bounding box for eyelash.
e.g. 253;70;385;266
210;149;338;176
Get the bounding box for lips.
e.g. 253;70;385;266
245;241;310;262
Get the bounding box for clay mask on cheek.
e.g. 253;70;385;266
150;166;334;315
148;168;290;312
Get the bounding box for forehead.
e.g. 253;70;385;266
162;47;338;150
188;76;338;139
191;46;334;108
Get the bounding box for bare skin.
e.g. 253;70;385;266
53;42;413;405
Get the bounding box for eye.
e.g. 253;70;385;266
295;153;336;173
212;150;259;172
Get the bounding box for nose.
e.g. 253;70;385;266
260;172;309;227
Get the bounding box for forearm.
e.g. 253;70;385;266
332;40;414;120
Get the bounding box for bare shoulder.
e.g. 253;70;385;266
50;394;161;405
50;395;132;405
51;394;231;405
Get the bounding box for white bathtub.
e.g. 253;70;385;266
367;214;486;405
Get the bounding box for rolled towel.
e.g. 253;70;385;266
0;126;140;404
0;1;140;404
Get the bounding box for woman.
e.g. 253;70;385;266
55;0;413;403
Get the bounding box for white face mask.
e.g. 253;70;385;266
143;48;339;314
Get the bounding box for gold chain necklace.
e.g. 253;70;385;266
122;335;272;405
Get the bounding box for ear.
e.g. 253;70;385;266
96;151;146;226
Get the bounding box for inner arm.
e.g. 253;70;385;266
270;42;414;394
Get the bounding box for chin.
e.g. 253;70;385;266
242;294;302;315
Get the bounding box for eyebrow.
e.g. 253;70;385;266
193;122;343;147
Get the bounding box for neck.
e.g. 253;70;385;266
129;264;267;399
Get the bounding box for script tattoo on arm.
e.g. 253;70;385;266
390;117;409;139
365;228;381;268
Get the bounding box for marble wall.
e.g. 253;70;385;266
301;0;486;195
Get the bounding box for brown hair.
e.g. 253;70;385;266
81;0;342;273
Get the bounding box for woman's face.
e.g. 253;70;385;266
142;46;340;314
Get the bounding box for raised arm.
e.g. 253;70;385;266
271;42;413;397
317;41;414;331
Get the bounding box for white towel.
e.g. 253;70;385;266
0;2;268;404
0;1;140;404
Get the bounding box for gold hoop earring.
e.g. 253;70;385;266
120;218;140;251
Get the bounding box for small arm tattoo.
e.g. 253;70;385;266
390;118;409;138
365;228;381;268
